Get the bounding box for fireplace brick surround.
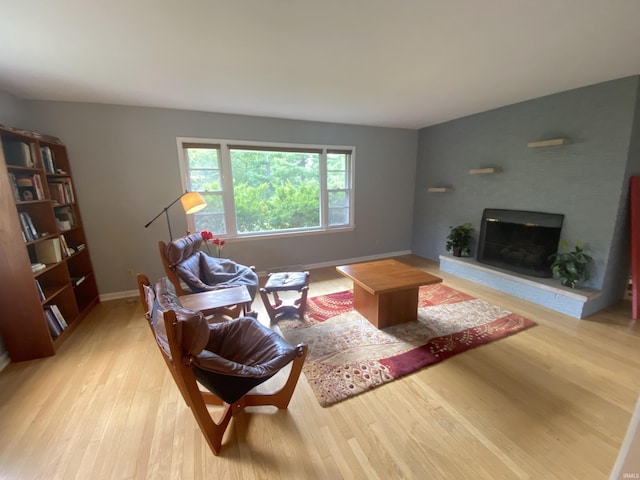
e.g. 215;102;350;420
439;255;602;319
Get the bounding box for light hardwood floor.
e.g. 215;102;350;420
1;255;639;479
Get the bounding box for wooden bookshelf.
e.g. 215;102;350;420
0;125;99;361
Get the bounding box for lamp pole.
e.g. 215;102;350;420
144;191;187;240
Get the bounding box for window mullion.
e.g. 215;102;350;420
219;144;237;236
320;150;328;228
347;153;354;226
177;140;196;233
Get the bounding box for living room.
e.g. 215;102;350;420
1;2;640;478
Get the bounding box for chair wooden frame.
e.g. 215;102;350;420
137;274;308;455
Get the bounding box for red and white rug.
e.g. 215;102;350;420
277;283;536;407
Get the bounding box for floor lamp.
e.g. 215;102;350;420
144;191;207;240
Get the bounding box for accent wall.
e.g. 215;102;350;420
412;75;640;313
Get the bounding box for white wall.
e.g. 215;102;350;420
0;89;27;127
22;102;419;295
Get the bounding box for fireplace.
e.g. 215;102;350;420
476;209;564;278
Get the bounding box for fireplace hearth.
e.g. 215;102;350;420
476;208;564;278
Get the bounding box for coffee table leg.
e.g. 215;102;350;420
353;284;380;327
377;288;419;328
353;284;419;329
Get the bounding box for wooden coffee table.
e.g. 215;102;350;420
336;259;442;328
179;285;252;318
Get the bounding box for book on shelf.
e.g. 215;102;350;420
64;179;74;203
19;212;38;241
35;237;63;264
25;213;38;239
44;309;62;339
31;262;46;273
71;276;86;287
8;172;20;201
48;178;74;203
29;143;40;168
48;304;68;329
40;146;56;173
20;212;33;241
59;234;73;257
17;185;36;202
2;139;34;167
55;206;76;230
33;174;44;199
15;174;44;200
35;279;45;301
48;182;66;205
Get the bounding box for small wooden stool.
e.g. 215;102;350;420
260;271;310;322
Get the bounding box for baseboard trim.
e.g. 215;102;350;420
100;251;413;301
0;352;10;372
256;250;412;277
100;289;139;302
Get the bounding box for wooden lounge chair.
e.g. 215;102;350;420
137;274;308;455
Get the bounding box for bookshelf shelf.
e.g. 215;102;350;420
527;138;572;148
0;125;99;362
469;167;502;174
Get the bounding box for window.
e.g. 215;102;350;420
178;139;354;238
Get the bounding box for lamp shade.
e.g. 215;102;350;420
180;192;207;214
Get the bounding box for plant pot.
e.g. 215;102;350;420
453;247;462;257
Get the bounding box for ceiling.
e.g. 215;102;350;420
1;1;639;129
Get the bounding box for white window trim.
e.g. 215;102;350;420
176;137;355;239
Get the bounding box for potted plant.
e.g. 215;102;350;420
446;223;473;257
549;240;593;288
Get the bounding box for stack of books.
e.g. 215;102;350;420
14;174;44;201
40;146;57;173
44;305;67;339
3;139;35;167
31;263;46;273
19;212;38;241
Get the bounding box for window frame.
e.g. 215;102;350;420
177;137;355;239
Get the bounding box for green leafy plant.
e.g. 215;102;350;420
446;223;473;256
549;240;593;288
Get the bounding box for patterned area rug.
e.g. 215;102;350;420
277;283;536;407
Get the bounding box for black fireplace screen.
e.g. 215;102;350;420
476;209;564;278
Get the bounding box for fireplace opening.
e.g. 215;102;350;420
476;209;564;278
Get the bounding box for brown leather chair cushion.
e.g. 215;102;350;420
195;317;297;378
263;272;308;292
165;234;259;297
153;277;296;377
153;277;209;357
151;276;301;405
165;233;203;266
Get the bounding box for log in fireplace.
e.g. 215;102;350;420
476;209;564;278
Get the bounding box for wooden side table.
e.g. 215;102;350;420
179;285;253;318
